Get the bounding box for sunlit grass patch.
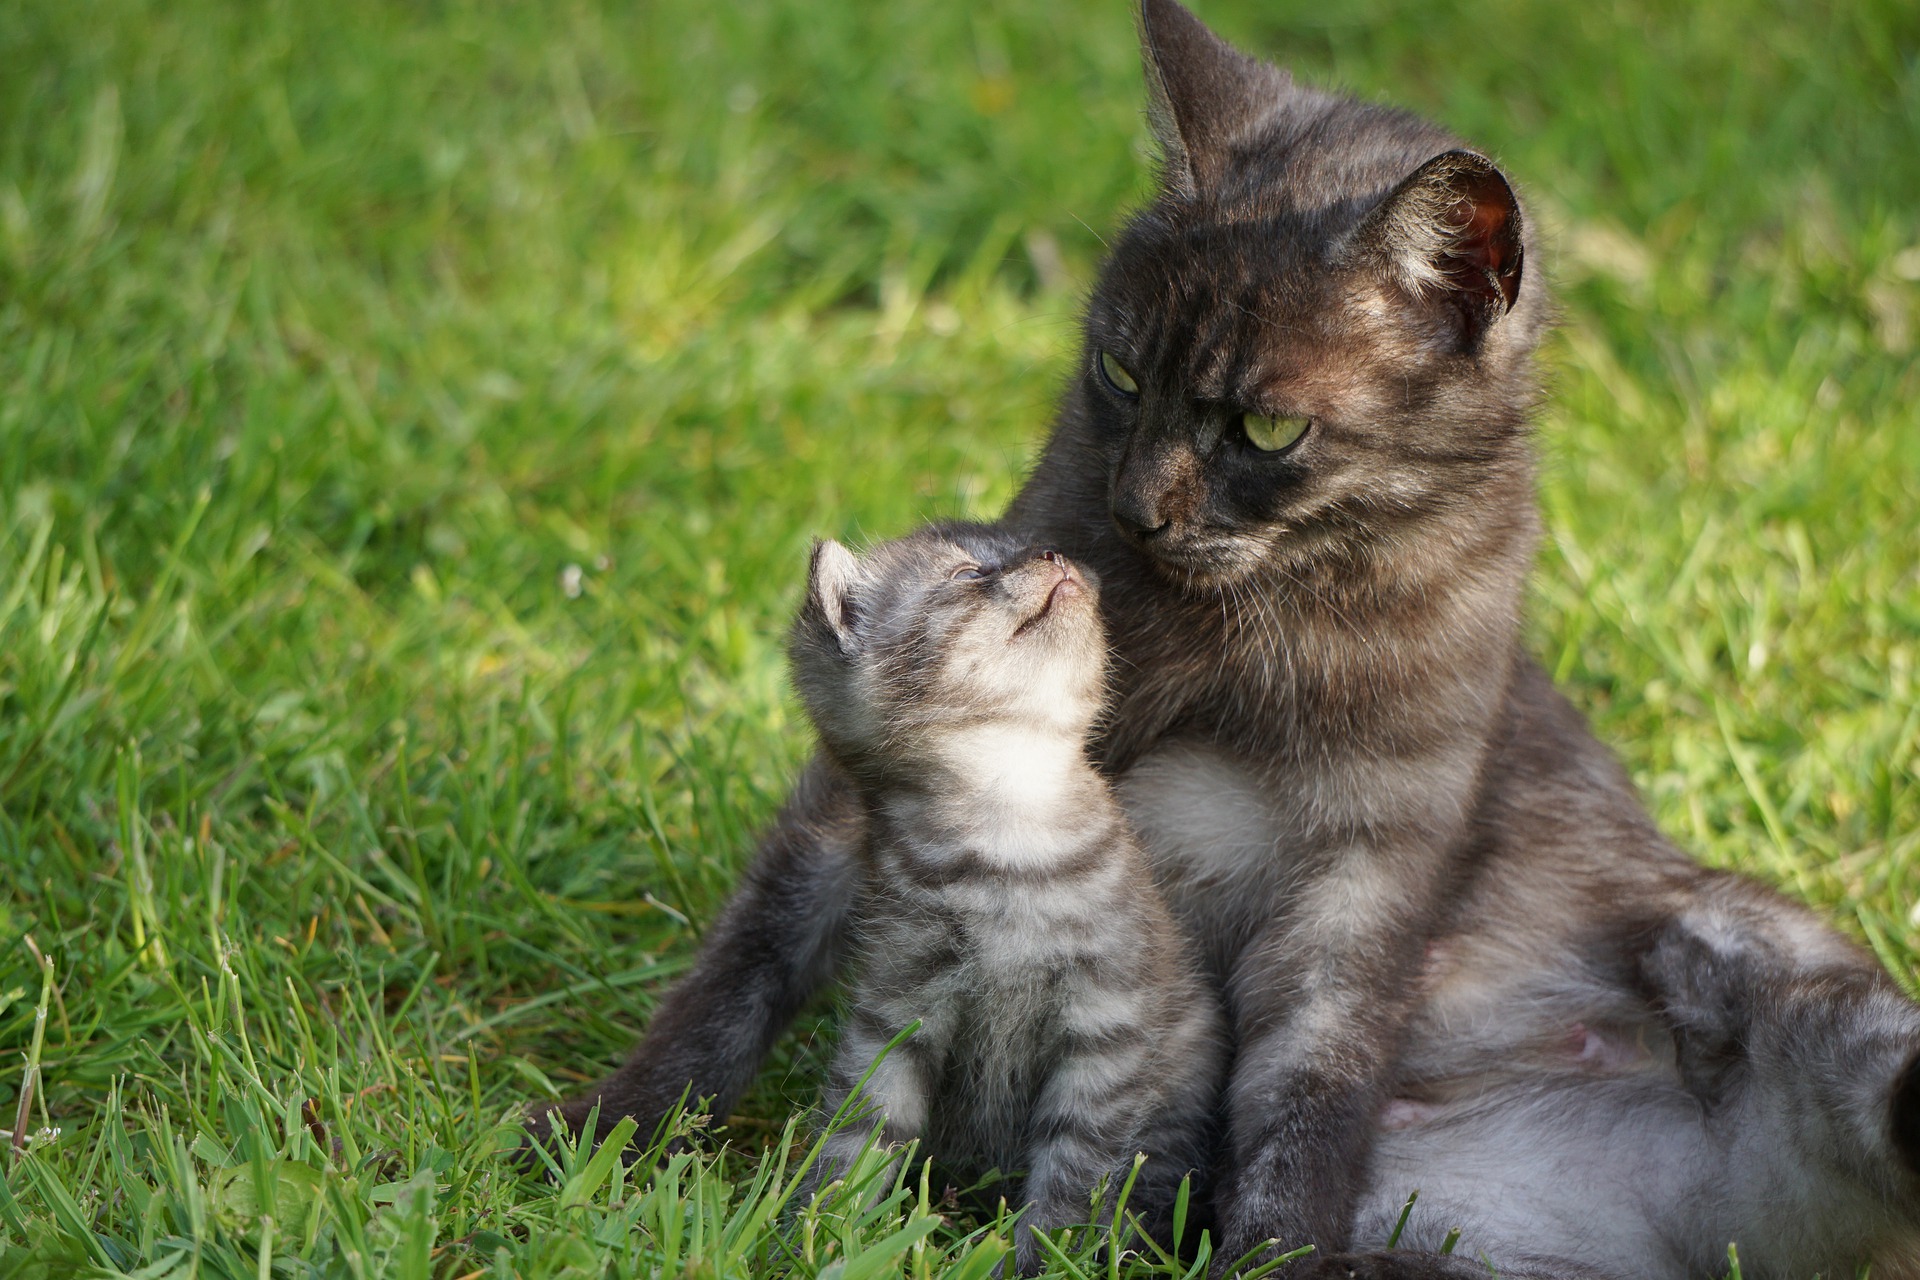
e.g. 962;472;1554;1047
2;0;1916;1272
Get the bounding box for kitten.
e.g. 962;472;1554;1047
787;525;1222;1274
531;2;1920;1276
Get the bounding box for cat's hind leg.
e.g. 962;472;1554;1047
1357;1038;1920;1280
1631;878;1920;1264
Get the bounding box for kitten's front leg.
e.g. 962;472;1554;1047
1215;847;1442;1271
803;1013;936;1207
1014;1037;1161;1275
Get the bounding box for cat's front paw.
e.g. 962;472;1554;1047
1281;1253;1491;1280
1213;1195;1313;1276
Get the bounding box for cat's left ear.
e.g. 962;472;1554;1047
804;538;865;656
1345;149;1525;344
1138;0;1292;200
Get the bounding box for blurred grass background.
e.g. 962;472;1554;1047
1;0;1917;1273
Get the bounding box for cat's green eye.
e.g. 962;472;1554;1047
1098;351;1140;397
1242;413;1310;453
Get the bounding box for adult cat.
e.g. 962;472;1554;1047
532;2;1920;1275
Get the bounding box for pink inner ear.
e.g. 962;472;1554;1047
1441;181;1522;312
1461;199;1511;272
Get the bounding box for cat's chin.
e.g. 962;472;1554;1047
1132;534;1273;593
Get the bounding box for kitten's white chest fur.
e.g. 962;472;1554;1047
924;723;1090;868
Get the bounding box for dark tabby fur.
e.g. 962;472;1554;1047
788;526;1221;1273
530;2;1920;1275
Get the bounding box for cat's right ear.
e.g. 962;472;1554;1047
1344;149;1526;347
1138;0;1290;200
804;539;864;656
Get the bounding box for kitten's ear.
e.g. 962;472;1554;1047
1138;0;1290;200
804;539;864;656
1347;149;1525;344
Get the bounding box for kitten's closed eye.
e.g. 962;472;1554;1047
951;565;987;581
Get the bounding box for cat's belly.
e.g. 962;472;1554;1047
1353;1073;1703;1278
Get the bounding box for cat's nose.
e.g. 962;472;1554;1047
1112;494;1170;542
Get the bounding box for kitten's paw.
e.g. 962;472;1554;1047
1006;1227;1044;1278
1378;1097;1443;1130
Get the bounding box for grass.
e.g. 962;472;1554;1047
0;0;1916;1273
